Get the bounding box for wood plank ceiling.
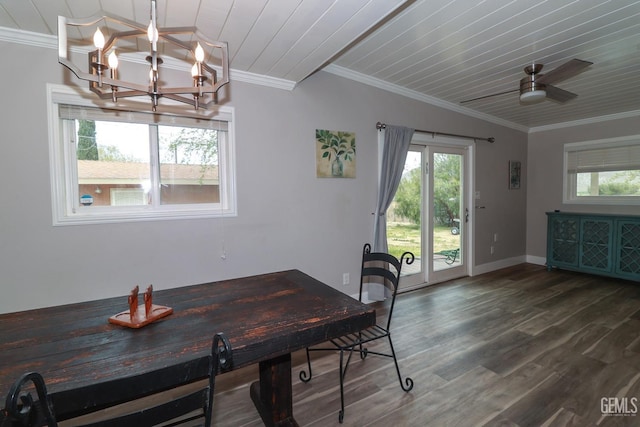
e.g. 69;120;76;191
0;0;638;130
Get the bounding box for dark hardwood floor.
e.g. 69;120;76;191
212;264;640;426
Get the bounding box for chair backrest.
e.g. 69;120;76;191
358;243;414;330
2;332;232;427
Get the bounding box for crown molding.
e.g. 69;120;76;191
528;109;640;133
0;26;52;48
322;64;529;133
323;64;640;135
229;68;296;91
0;26;296;92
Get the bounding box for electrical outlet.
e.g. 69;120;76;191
494;233;498;242
490;246;495;255
343;273;350;286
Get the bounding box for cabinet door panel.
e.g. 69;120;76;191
616;221;640;278
548;216;579;267
579;218;613;272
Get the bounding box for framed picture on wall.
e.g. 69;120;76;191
509;160;521;189
315;129;356;178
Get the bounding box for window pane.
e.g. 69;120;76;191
77;120;151;207
158;126;220;205
564;137;640;205
387;150;422;275
51;89;236;225
432;152;463;272
577;171;640;196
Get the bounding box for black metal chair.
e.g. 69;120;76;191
2;332;232;427
299;243;414;423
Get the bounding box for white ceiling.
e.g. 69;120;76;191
1;0;639;131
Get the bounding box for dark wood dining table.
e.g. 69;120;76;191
0;269;376;426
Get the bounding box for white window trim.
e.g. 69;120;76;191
563;135;640;206
47;84;237;225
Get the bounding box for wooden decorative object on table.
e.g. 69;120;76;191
128;285;139;321
109;285;173;328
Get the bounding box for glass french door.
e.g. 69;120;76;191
387;140;470;290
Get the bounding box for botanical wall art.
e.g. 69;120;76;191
315;129;356;178
509;160;521;189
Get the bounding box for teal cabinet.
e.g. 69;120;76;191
546;212;640;282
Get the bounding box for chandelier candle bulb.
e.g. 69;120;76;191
108;51;118;102
147;8;158;51
57;17;67;59
147;22;154;43
193;43;205;81
195;43;205;63
93;28;105;50
92;28;106;87
93;28;105;71
108;51;118;76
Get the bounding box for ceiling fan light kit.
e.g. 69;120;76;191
519;89;546;104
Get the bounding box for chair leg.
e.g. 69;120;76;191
387;335;413;392
299;347;313;383
338;349;346;423
337;346;357;423
358;332;367;360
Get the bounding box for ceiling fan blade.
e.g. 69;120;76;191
537;59;593;85
460;89;519;104
545;85;578;103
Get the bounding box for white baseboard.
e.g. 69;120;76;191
472;255;527;276
526;255;547;266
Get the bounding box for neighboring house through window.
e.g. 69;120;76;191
48;84;236;225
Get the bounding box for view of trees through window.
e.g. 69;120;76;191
394;153;461;227
387;151;462;263
77;120;98;160
565;139;640;203
576;171;640;196
75;119;219;207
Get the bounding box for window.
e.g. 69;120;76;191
48;85;236;225
564;136;640;205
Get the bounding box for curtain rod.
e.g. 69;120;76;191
376;122;495;143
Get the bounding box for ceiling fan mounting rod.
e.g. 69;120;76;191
520;66;546;94
525;63;543;75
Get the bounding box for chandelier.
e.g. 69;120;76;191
58;0;229;111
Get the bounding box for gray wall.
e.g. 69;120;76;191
0;40;527;314
526;115;640;260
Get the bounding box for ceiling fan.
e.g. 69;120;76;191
461;58;593;105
